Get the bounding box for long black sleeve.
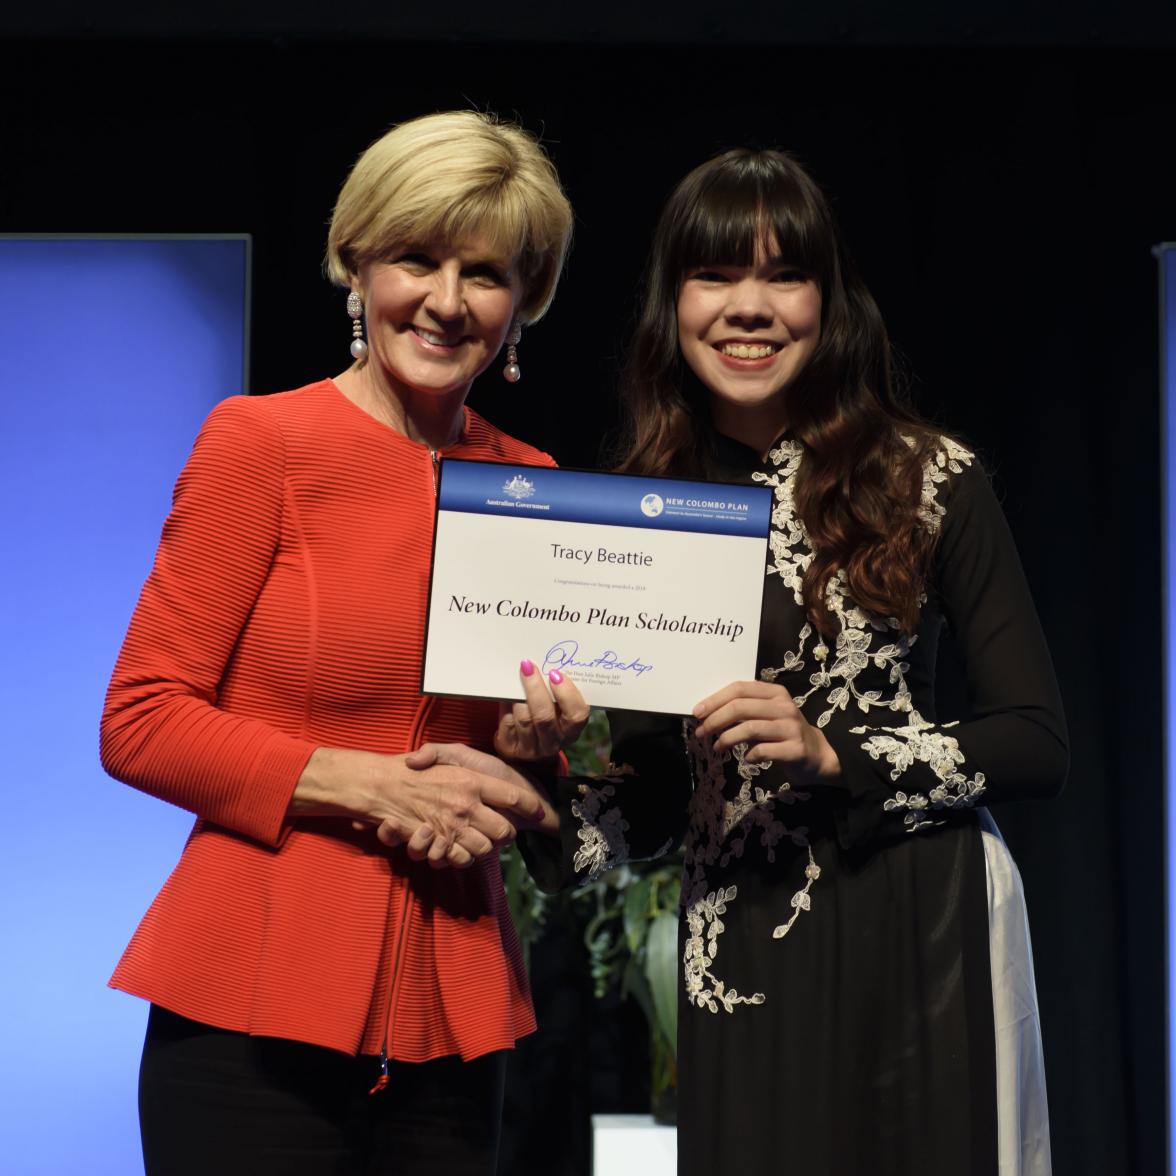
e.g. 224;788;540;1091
822;460;1068;847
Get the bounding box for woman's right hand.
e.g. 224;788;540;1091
291;747;546;868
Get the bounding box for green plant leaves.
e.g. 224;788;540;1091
565;708;612;776
646;911;679;1059
500;706;684;1075
623;874;653;954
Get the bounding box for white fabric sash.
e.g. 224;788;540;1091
980;810;1052;1176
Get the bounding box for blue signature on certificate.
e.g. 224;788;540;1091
543;640;654;677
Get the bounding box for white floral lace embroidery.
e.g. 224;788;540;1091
571;440;979;1013
919;437;972;528
755;435;977;815
852;711;987;831
681;734;818;1012
571;781;630;883
674;436;977;1012
754;435;971;730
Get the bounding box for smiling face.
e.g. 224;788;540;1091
356;234;523;406
676;237;822;445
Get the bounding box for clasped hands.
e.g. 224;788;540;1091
367;659;591;869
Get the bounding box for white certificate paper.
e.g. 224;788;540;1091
422;461;772;715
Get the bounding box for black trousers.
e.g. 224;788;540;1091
139;1006;506;1176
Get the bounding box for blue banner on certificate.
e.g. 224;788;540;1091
422;460;772;715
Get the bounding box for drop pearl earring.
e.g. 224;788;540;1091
503;324;521;383
347;291;367;361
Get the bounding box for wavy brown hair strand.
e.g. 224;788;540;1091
616;148;950;637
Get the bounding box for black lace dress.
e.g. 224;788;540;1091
524;432;1066;1176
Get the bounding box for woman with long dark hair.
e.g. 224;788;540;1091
502;147;1066;1175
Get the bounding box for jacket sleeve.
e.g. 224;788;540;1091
99;396;318;846
821;458;1069;849
518;708;692;892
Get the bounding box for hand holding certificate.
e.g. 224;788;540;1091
494;658;592;759
422;461;772;715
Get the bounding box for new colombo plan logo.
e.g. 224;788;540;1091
502;474;536;500
640;492;665;518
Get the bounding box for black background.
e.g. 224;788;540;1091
3;7;1173;1172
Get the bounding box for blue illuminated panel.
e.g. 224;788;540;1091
1162;242;1176;1176
0;236;249;1174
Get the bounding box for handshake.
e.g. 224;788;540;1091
298;658;589;869
368;740;561;870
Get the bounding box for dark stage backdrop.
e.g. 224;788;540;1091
3;36;1171;1176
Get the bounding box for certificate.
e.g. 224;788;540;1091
422;460;772;715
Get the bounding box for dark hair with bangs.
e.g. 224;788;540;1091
615;147;947;637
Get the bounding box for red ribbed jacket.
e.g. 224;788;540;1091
100;379;551;1061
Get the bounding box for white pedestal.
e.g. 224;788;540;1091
591;1114;677;1176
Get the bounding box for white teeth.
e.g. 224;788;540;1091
720;342;775;359
416;327;459;347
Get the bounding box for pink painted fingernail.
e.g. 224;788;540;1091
548;669;564;685
520;659;535;676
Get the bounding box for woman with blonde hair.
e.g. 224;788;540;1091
100;110;578;1176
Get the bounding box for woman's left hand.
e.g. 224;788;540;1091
693;681;842;788
494;659;590;762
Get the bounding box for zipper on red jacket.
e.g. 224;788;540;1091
371;445;441;1094
371;1048;390;1094
370;694;435;1094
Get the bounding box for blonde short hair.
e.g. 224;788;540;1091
325;110;573;324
